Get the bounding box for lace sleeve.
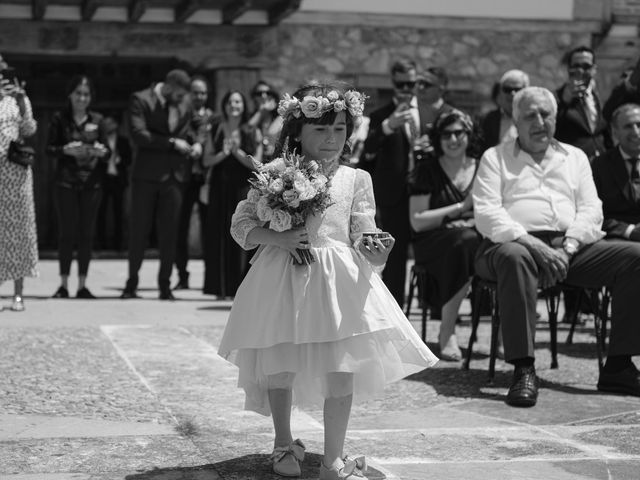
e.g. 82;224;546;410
350;169;384;274
230;193;265;250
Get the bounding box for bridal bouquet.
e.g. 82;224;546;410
248;151;332;265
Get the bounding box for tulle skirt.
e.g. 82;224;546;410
218;243;438;416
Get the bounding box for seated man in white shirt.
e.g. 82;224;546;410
473;86;640;407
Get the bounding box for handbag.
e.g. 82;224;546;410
8;140;36;168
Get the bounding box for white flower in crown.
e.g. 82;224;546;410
277;94;301;119
278;89;366;120
344;90;365;117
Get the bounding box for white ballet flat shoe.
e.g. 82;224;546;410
271;438;305;477
319;455;368;479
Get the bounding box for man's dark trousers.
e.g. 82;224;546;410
475;236;640;362
127;178;183;292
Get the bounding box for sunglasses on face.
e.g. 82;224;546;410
393;80;417;90
501;86;523;95
253;90;271;97
441;129;467;140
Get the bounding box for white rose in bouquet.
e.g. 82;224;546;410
271;209;292;232
268;178;285;194
282;189;300;208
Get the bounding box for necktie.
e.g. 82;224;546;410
629;158;640;202
582;91;598;132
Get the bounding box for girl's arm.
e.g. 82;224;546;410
350;169;391;268
202;133;227;168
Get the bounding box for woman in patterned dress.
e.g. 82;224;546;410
0;54;38;312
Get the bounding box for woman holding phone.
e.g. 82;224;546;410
47;75;109;299
0;54;38;312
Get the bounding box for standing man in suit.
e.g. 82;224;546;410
364;59;429;307
555;46;610;161
592;103;640;239
97;114;131;252
121;69;202;300
479;69;530;153
173;75;216;290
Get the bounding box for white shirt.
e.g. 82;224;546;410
472;139;605;245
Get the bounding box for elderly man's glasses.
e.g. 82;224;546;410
441;129;467;140
393;80;417;90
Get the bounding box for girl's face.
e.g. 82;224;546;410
440;119;469;158
69;82;91;112
225;92;244;118
299;111;347;162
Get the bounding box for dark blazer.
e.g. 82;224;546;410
128;85;196;183
478;108;501;155
555;84;610;160
363;101;430;207
592;146;640;238
603;82;640;123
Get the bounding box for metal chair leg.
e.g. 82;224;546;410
545;288;560;369
488;289;499;382
464;278;483;370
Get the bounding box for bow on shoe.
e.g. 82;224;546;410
270;439;306;463
342;455;367;477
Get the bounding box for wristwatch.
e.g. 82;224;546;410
563;237;579;258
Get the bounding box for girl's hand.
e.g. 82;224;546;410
358;234;395;266
272;228;309;263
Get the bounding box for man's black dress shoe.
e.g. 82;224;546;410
52;286;69;299
506;366;539;407
597;365;640;396
76;287;96;299
173;280;189;290
159;289;176;301
120;288;139;299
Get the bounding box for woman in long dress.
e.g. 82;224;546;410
202;90;262;298
0;55;38;311
408;109;482;361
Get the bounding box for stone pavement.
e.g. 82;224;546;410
1;259;639;480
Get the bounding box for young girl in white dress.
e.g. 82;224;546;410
219;83;438;480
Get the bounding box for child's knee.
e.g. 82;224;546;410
267;372;296;389
325;372;354;397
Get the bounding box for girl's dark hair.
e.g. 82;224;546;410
274;82;357;162
220;89;249;123
65;75;94;112
430;108;482;159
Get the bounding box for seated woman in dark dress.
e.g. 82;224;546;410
408;109;482;361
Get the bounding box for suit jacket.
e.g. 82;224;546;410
129;85;198;183
478;108;501;155
592;146;640;238
602;82;640;123
555;84;610;160
363;100;430;208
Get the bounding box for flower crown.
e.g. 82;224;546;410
277;90;366;121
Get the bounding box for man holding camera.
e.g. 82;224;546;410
364;59;430;307
555;46;610;161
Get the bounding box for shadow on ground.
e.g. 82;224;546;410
125;453;386;480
